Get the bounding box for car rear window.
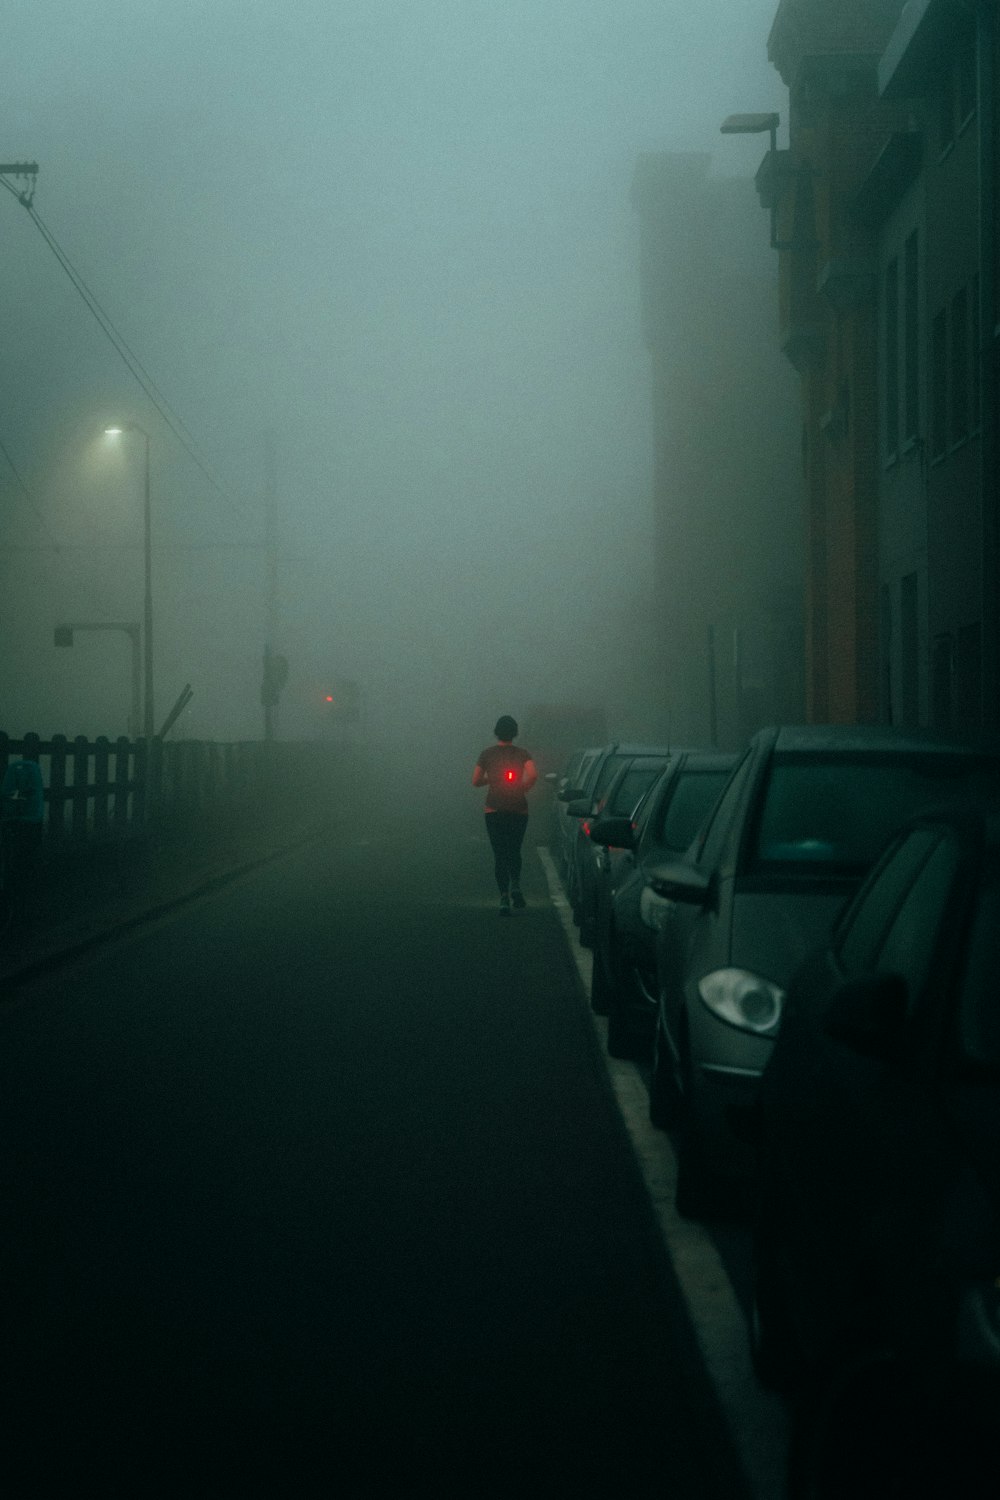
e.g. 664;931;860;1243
753;756;1000;873
609;762;664;817
652;769;730;853
592;754;628;800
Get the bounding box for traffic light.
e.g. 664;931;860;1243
323;678;361;722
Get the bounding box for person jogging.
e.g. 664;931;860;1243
472;715;538;914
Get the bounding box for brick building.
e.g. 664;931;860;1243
763;0;1000;728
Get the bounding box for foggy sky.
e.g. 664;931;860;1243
1;0;784;750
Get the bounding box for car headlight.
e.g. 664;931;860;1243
640;885;672;932
697;968;785;1036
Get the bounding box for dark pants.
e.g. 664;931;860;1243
485;812;528;894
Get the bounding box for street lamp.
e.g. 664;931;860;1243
104;422;154;739
720;112;786;250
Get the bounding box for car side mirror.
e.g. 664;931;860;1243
558;785;586;803
823;972;908;1060
566;799;590;819
646;858;710;905
588;816;635;850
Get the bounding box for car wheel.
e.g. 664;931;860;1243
648;1013;682;1129
590;946;611;1016
787;1356;930;1500
605;950;639;1060
674;1055;727;1220
749;1216;798;1391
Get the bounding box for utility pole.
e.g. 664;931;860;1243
262;430;280;742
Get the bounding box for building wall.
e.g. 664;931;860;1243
877;181;929;727
632;153;804;748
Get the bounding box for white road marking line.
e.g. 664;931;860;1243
535;846;788;1500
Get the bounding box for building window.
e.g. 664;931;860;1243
901;573;919;727
885;257;899;458
955;623;982;732
971;273;981;432
903;231;919;442
939;61;956;152
931;307;948;459
932;634;953;731
951;286;968;446
880;585;893;724
957;27;977;129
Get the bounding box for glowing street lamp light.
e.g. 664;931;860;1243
104;422;154;739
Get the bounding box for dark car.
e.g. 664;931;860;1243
751;805;1000;1497
572;752;671;956
646;725;1000;1219
561;743;670;939
587;750;737;1059
550;746;601;881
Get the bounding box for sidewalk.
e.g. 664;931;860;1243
0;817;322;992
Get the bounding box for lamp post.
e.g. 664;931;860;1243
104;423;154;739
720;112;783;248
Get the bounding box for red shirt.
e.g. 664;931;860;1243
474;743;535;814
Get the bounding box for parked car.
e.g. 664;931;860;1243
549;746;601;880
573;752;671;956
646;725;1000;1219
560;743;669;926
752;804;1000;1497
587;750;737;1059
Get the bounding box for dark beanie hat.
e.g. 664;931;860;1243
494;715;518;740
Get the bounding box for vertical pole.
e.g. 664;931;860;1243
129;624;141;740
707;623;719;748
733;624;743;745
142;430;154;740
979;2;999;730
263;430;279;742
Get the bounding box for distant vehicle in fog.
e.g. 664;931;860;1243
573;752;670;955
550;746;602;878
560;743;670;946
645;725;1000;1220
752;803;1000;1497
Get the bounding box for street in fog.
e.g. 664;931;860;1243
0;793;749;1496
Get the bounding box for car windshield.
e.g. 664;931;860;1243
651;769;730;852
752;755;1000;873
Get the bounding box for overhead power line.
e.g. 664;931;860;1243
0;173;238;509
0;430;62;543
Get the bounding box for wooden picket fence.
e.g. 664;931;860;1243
0;732;324;843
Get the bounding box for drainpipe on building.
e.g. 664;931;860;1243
980;0;999;731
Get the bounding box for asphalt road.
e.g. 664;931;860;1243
0;796;751;1497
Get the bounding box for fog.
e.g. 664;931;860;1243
1;1;783;755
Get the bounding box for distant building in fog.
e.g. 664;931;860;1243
763;0;999;731
631;152;804;749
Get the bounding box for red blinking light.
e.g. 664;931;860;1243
505;769;516;782
324;695;334;703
